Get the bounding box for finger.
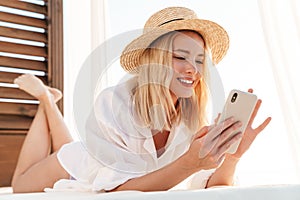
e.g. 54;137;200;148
215;132;242;158
248;99;262;126
193;126;209;140
248;88;253;93
254;117;272;134
213;121;242;148
216;154;226;167
214;113;221;124
209;117;236;141
199;119;240;157
197;127;219;158
198;138;216;158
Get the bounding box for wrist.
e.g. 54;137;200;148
225;154;240;164
178;153;202;175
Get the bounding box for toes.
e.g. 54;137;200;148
14;76;24;86
13;77;19;85
14;74;29;84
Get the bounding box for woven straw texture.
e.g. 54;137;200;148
120;7;229;73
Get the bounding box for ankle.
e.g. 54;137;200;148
38;91;55;106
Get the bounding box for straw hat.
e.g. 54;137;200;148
120;6;229;73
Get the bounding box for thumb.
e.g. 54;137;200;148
214;113;221;124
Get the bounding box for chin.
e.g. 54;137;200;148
177;91;193;99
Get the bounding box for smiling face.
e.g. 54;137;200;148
169;31;205;103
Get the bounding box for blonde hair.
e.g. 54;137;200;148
132;31;210;132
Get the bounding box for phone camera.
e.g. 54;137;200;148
231;93;238;103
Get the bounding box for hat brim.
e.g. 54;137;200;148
120;19;229;73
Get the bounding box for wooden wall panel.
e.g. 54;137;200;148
0;134;26;187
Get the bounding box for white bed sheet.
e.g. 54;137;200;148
1;184;300;200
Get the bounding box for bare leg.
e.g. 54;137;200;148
12;74;73;193
14;74;73;151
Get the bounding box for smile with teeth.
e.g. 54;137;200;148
177;78;194;86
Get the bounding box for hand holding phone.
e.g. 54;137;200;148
217;89;257;154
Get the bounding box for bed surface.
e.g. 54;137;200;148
1;184;300;200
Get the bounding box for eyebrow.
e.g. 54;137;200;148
173;49;204;57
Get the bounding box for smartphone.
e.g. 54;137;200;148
217;89;258;154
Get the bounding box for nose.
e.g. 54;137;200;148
185;60;198;75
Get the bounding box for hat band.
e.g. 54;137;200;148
158;18;184;26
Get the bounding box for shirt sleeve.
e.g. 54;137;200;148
186;169;216;189
172;168;239;190
170;169;216;190
57;85;148;191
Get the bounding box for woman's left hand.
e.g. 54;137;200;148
231;89;272;159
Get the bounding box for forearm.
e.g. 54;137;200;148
206;154;240;188
111;155;198;192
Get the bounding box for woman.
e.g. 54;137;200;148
12;7;271;193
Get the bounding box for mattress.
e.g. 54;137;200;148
1;184;300;200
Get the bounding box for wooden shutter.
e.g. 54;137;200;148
0;0;63;187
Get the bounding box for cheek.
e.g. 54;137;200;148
172;60;184;73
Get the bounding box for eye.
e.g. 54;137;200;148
195;60;204;64
173;55;186;60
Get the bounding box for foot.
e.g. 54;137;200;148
47;87;62;103
14;74;62;103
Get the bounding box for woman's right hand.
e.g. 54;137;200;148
182;117;243;171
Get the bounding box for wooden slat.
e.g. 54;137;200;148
0;56;47;71
0;129;27;135
0;87;35;100
0;102;38;117
0;134;25;187
0;12;47;29
0;114;33;130
0;71;47;84
0;0;47;15
0;71;20;83
0;41;47;57
0;26;47;43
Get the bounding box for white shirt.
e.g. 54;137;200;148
56;77;215;192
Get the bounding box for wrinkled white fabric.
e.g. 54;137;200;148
56;77;215;191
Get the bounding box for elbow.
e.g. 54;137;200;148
11;180;22;193
11;175;31;193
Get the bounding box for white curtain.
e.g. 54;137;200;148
257;0;300;179
91;0;109;96
63;0;108;140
